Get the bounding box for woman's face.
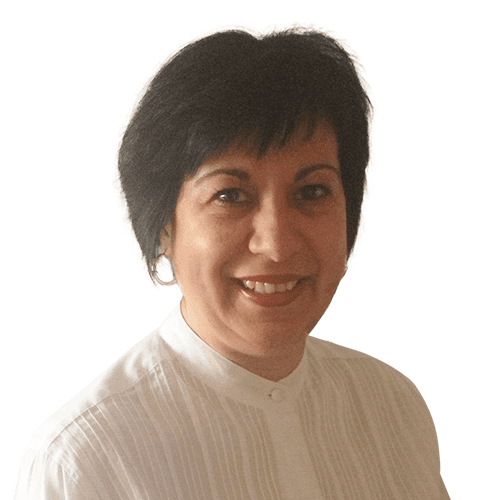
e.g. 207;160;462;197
167;120;347;359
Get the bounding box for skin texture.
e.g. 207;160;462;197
161;120;348;381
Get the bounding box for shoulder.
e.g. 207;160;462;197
304;338;443;488
307;335;388;371
16;325;177;498
306;336;439;461
27;327;170;455
307;337;428;412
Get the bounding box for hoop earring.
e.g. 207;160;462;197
152;254;177;286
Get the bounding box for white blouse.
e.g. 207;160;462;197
14;304;449;499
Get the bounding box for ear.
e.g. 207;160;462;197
159;223;173;258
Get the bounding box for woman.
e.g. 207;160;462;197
15;28;450;499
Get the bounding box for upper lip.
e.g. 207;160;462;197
236;274;305;284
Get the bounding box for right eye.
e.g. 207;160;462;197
214;188;247;204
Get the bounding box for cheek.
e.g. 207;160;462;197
313;215;347;278
173;215;242;282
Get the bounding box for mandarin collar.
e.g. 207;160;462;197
159;303;308;412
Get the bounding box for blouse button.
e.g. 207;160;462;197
270;388;286;402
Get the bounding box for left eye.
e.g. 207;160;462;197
297;185;331;201
215;188;247;204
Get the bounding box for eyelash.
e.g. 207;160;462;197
213;185;332;205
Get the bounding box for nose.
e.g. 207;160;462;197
248;197;303;262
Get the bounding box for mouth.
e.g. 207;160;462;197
238;278;303;294
234;275;310;307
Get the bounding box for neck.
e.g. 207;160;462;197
180;298;307;382
223;343;306;382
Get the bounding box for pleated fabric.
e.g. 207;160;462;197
14;304;449;499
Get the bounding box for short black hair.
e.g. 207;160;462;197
118;28;372;284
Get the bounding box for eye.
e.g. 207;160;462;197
214;188;247;204
296;184;332;202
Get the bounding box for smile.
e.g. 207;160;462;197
241;280;299;294
234;275;309;307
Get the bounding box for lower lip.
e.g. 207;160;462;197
237;280;307;307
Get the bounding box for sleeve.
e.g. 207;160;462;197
396;372;452;499
14;448;101;500
439;475;451;500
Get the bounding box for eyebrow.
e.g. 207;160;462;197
194;164;339;186
294;164;340;182
194;168;250;186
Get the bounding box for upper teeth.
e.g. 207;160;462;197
242;280;299;294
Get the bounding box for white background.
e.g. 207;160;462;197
2;1;498;498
